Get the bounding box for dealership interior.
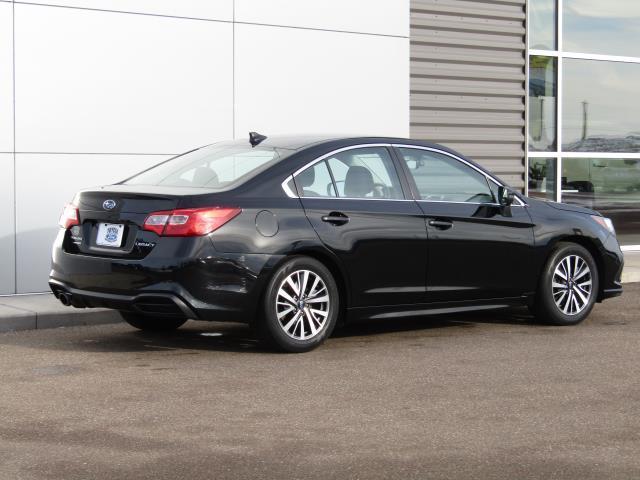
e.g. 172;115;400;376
528;0;640;247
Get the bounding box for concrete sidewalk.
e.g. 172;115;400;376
1;252;639;333
0;294;120;333
622;251;640;283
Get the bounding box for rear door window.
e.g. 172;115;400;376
326;147;404;199
294;160;337;198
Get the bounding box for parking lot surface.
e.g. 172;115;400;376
1;286;639;480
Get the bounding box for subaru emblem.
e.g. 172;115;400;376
103;199;116;210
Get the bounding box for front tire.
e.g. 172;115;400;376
119;311;188;332
533;242;599;326
259;256;339;353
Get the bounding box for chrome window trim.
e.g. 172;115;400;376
284;143;410;201
392;144;527;207
291;143;394;178
281;142;526;206
281;195;414;202
281;175;297;198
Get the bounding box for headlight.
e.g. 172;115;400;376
591;215;616;235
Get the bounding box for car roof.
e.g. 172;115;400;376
219;133;451;152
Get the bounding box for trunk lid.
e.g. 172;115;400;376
76;184;207;214
67;185;212;258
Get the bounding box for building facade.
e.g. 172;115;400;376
1;0;638;296
527;0;640;248
0;0;409;294
410;0;640;250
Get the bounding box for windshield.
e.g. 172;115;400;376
123;143;292;189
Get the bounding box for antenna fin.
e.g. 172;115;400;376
249;131;267;147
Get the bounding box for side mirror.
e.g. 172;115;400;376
498;186;515;207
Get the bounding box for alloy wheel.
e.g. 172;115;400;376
551;254;593;316
275;269;330;340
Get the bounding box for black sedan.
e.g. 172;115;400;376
49;134;624;352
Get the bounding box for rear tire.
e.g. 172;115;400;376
532;242;599;326
119;311;187;332
258;256;339;353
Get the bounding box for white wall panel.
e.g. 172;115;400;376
15;4;233;154
0;2;13;152
17;1;232;21
0;154;15;295
235;0;409;37
234;24;409;139
15;154;169;293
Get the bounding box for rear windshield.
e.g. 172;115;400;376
123;143;291;189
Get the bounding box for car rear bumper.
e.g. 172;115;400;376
49;279;199;317
49;230;283;323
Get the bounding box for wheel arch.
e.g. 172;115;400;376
547;235;605;301
291;248;350;324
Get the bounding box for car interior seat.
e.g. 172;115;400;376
297;167;319;196
344;166;374;198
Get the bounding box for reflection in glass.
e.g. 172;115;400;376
528;158;556;200
564;0;640;57
563;59;640;152
528;56;556;152
530;0;556;50
562;158;640;244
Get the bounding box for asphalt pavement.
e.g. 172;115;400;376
0;285;639;480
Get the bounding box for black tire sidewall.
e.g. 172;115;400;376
261;256;339;353
535;243;599;326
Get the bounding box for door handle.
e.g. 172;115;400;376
428;219;453;230
321;212;349;226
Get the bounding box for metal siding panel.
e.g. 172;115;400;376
412;0;525;18
411;109;524;126
412;62;524;81
410;0;526;189
411;77;524;97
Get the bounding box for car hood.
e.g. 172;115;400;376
545;200;598;216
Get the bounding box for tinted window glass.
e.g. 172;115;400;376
563;59;640;152
564;0;640;57
529;56;557;152
325;147;404;199
125;144;288;188
295;160;336;198
530;0;556;50
529;157;557;201
399;148;494;203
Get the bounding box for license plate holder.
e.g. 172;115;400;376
96;223;125;248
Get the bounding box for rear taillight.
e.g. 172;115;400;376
143;207;241;237
59;203;80;229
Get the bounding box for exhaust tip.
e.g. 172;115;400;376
58;293;72;306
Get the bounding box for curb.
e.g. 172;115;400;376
621;252;640;284
622;271;640;284
0;294;121;333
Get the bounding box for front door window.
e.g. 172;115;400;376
398;148;495;204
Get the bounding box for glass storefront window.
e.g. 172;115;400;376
562;158;640;244
530;0;557;50
528;158;556;201
564;0;640;58
528;56;556;152
562;59;640;153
